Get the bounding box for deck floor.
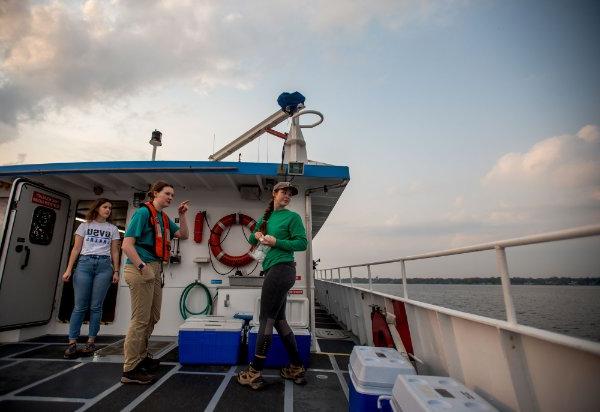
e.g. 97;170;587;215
0;306;355;411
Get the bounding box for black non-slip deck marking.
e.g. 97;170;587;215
24;335;123;344
179;364;232;373
317;339;356;354
335;355;350;371
16;362;123;398
0;343;43;358
316;323;342;330
0;360;14;368
13;344;106;360
214;376;285;411
309;353;333;370
158;347;179;362
0;360;74;395
293;371;348;410
0;399;85;411
131;373;224;412
85;365;175;412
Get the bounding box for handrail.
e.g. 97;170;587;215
316;224;600;325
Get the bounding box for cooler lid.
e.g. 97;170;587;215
349;346;415;389
179;318;243;332
248;326;310;336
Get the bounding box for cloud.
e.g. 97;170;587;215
483;125;600;190
0;0;465;144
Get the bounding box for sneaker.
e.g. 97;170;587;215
237;366;266;390
280;364;307;385
138;355;160;373
121;367;155;385
79;342;96;355
63;343;78;359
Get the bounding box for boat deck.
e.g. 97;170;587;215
0;305;354;411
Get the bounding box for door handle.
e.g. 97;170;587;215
20;246;30;270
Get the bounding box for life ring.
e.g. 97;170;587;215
209;213;257;267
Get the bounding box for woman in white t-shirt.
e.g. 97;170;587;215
62;198;121;358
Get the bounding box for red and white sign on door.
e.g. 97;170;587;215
32;191;62;210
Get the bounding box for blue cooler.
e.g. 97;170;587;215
178;316;244;365
348;346;415;412
247;327;311;367
387;375;498;412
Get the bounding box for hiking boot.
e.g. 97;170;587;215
237;366;266;390
280;364;307;385
63;343;78;359
138;355;160;373
121;367;155;385
79;342;96;355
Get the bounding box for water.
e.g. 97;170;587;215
368;284;600;342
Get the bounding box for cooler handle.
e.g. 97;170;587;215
377;395;392;410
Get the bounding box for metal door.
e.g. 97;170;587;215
0;179;71;330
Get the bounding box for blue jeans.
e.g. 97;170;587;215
68;255;113;340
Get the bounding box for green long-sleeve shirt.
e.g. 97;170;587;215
250;208;307;271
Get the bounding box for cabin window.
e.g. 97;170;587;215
29;206;56;245
58;199;129;323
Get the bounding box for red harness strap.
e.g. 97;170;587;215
142;201;171;263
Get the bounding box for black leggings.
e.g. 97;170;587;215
251;262;302;370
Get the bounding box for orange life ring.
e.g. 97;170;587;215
209;213;257;267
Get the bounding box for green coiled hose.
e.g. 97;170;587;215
179;281;213;319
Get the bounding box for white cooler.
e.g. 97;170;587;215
388;375;498;412
348;346;415;412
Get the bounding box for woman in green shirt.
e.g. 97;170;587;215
237;181;308;390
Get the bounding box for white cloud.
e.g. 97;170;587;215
577;124;599;143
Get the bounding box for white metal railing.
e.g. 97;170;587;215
316;224;600;325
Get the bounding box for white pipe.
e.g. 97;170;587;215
496;246;517;324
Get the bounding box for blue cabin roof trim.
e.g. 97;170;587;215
0;161;350;180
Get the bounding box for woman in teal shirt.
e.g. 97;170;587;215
237;181;308;390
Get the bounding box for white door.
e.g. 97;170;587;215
0;179;71;330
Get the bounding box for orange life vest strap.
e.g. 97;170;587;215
142;201;171;262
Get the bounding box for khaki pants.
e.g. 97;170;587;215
123;261;162;372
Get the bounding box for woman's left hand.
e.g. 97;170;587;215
261;235;276;246
178;200;190;215
112;272;120;284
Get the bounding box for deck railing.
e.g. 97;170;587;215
316;224;600;325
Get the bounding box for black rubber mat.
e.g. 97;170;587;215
86;365;176;412
214;376;284;411
17;362;123;398
24;335;123;344
158;347;179;362
14;344;105;360
180;364;232;373
0;343;43;358
317;339;355;354
0;360;75;395
0;360;14;368
0;400;84;411
309;353;333;370
316;323;342;330
335;355;350;371
132;373;224;412
294;371;347;410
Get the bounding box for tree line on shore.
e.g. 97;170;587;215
338;276;600;285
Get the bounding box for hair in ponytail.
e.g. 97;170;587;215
258;199;274;234
147;181;174;200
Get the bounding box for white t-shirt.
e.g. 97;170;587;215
75;221;121;256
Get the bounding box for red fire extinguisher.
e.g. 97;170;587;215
194;211;205;243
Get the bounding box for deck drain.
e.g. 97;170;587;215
316;374;329;380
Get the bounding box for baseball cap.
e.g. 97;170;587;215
273;181;298;196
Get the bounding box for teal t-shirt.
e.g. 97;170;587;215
250;208;307;271
124;206;179;263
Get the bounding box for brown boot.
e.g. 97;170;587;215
280;364;307;385
237;366;266;390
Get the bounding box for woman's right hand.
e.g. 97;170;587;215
62;270;72;282
254;231;264;242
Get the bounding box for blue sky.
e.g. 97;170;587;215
1;0;599;276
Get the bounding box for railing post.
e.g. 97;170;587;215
367;265;373;291
400;259;408;298
349;267;354;288
338;268;341;283
495;246;517;324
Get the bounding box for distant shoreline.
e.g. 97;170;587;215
340;277;600;286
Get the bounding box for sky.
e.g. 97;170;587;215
1;0;599;277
